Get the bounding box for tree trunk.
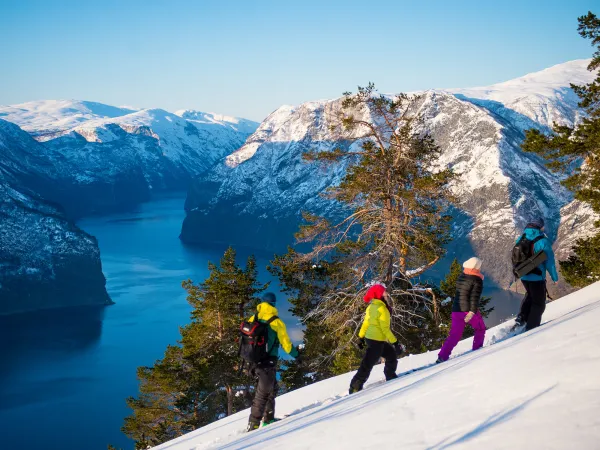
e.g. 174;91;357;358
194;402;201;428
217;311;223;340
430;289;439;326
226;385;234;416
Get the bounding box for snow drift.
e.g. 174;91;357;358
154;281;600;450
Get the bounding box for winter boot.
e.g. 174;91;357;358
511;315;525;332
246;421;260;432
349;381;363;395
435;357;446;364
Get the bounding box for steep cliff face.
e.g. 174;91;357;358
181;60;597;289
0;120;111;315
0;101;258;218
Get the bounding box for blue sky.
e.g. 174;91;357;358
0;0;596;121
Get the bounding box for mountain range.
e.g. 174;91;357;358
180;59;599;293
1;59;597;313
0;100;258;217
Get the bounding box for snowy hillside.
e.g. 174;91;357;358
0;100;259;217
155;281;600;450
181;60;598;290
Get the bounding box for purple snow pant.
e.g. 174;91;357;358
438;312;486;361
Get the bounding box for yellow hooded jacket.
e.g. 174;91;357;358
358;299;397;343
248;302;298;358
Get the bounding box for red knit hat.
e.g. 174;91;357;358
363;284;386;303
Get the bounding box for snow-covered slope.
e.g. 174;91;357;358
181;60;597;290
155;281;600;450
0;119;111;314
0;100;259;217
447;59;595;131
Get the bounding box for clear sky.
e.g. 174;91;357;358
0;0;597;121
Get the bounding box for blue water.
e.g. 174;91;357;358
0;195;297;450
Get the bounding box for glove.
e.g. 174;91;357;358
357;338;366;350
293;345;303;361
393;341;405;357
465;311;475;323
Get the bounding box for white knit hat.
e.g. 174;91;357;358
463;257;483;270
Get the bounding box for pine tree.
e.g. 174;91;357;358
521;12;600;287
122;248;266;448
270;249;360;388
439;259;463;297
273;85;455;382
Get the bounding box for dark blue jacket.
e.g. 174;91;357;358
517;227;559;282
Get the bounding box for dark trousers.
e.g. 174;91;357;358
249;365;278;425
518;280;547;331
350;339;398;391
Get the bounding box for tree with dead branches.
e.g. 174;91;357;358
272;85;455;384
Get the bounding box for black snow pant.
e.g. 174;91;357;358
518;280;547;331
350;339;398;391
249;364;278;425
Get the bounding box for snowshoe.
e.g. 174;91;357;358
435;357;446;364
261;418;282;427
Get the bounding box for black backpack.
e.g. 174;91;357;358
239;316;278;363
512;234;545;278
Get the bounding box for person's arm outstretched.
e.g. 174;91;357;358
272;318;299;358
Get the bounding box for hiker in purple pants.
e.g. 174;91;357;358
437;257;486;363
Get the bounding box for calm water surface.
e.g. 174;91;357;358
0;195;296;450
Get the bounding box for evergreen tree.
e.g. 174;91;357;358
273;85;455;383
122;248;266;448
521;12;600;287
439;259;463;297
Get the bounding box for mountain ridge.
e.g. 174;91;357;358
0;100;259;218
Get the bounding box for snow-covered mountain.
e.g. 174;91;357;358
446;59;593;131
154;281;600;450
175;109;260;135
181;60;598;291
0;99;137;139
0;100;259;217
0;119;110;315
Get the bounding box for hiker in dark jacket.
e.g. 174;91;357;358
514;218;559;331
437;257;486;363
246;292;299;432
349;284;404;394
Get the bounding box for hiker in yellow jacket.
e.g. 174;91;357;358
349;284;404;394
246;292;299;431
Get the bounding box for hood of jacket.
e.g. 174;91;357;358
523;227;543;240
256;302;279;320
